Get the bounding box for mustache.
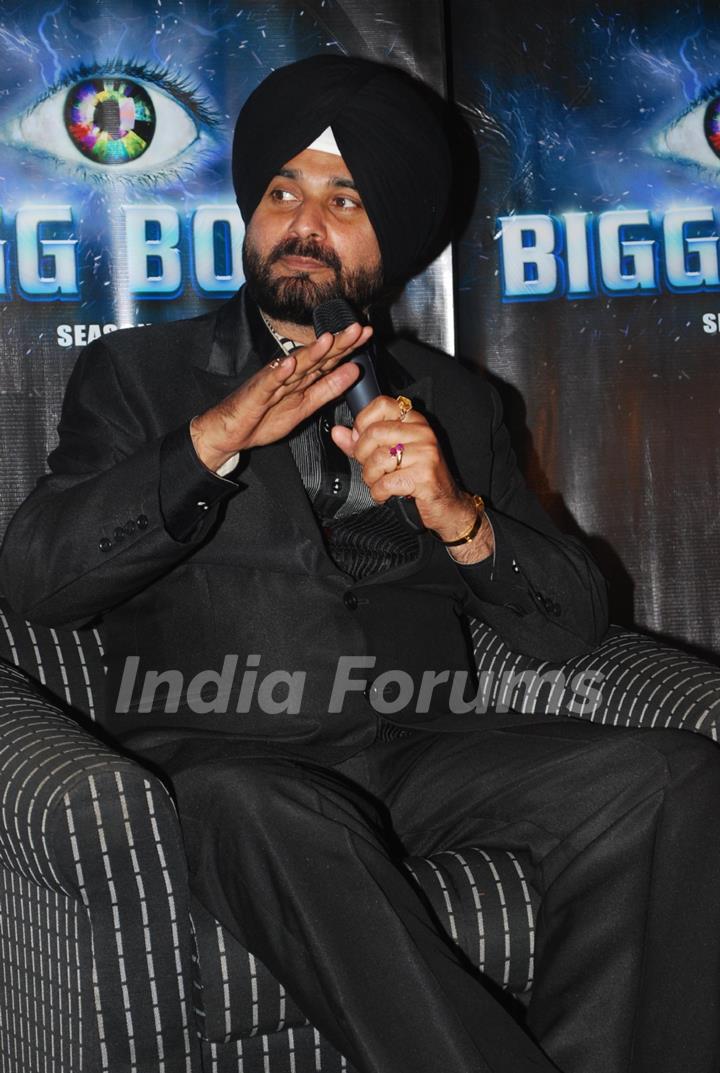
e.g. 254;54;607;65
269;237;342;273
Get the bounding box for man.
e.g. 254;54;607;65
2;55;720;1073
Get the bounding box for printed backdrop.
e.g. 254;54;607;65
0;0;452;525
450;0;720;654
2;0;719;656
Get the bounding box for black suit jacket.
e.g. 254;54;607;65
0;289;608;761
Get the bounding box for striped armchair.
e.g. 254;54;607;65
0;601;719;1073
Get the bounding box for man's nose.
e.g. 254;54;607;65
288;198;328;239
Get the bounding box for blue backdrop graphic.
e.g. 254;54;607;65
4;0;713;654
0;3;333;318
0;0;450;530
450;0;720;653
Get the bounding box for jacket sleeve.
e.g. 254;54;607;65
453;383;609;661
0;338;239;627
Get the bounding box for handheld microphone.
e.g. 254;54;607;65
312;299;381;418
312;299;424;533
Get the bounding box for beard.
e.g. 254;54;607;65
242;235;384;326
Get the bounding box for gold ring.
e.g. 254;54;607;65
396;395;413;421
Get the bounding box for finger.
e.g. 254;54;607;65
366;466;418;504
362;443;404;486
353;394;422;433
331;424;355;457
336;324;373;357
289;361;361;423
316;325;374;371
307;323;364;363
365;439;449;495
282;323;374;390
352;420;431;466
280;332;336;385
285;324;373;385
283;333;372;396
239;353;298;406
361;441;414;487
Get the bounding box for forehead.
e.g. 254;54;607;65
276;146;356;186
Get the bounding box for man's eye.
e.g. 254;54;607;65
270;189;298;201
649;88;720;179
333;196;360;210
0;61;221;187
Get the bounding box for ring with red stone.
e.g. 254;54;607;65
389;443;405;468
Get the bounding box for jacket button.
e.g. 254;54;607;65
343;591;358;610
124;519;136;534
113;527;126;541
99;537;112;552
136;514;149;529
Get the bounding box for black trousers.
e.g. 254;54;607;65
155;716;720;1073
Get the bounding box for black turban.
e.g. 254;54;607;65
232;55;452;286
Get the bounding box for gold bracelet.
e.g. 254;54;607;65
437;495;485;547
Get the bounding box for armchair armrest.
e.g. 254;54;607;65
472;621;720;741
0;658;201;1071
0;660;176;891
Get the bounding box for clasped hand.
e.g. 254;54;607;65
332;397;492;559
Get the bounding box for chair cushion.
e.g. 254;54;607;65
472;620;720;739
0;598;106;723
192;847;539;1043
190;894;310;1044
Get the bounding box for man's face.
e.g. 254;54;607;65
242;147;384;326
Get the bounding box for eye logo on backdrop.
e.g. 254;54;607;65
650;86;720;177
1;61;221;185
0;2;333;314
64;77;157;167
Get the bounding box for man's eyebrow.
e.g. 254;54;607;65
275;167;358;191
332;176;358;191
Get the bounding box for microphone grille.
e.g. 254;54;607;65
312;299;358;337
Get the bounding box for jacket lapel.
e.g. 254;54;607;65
191;290;329;549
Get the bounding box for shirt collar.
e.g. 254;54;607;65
259;309;304;356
